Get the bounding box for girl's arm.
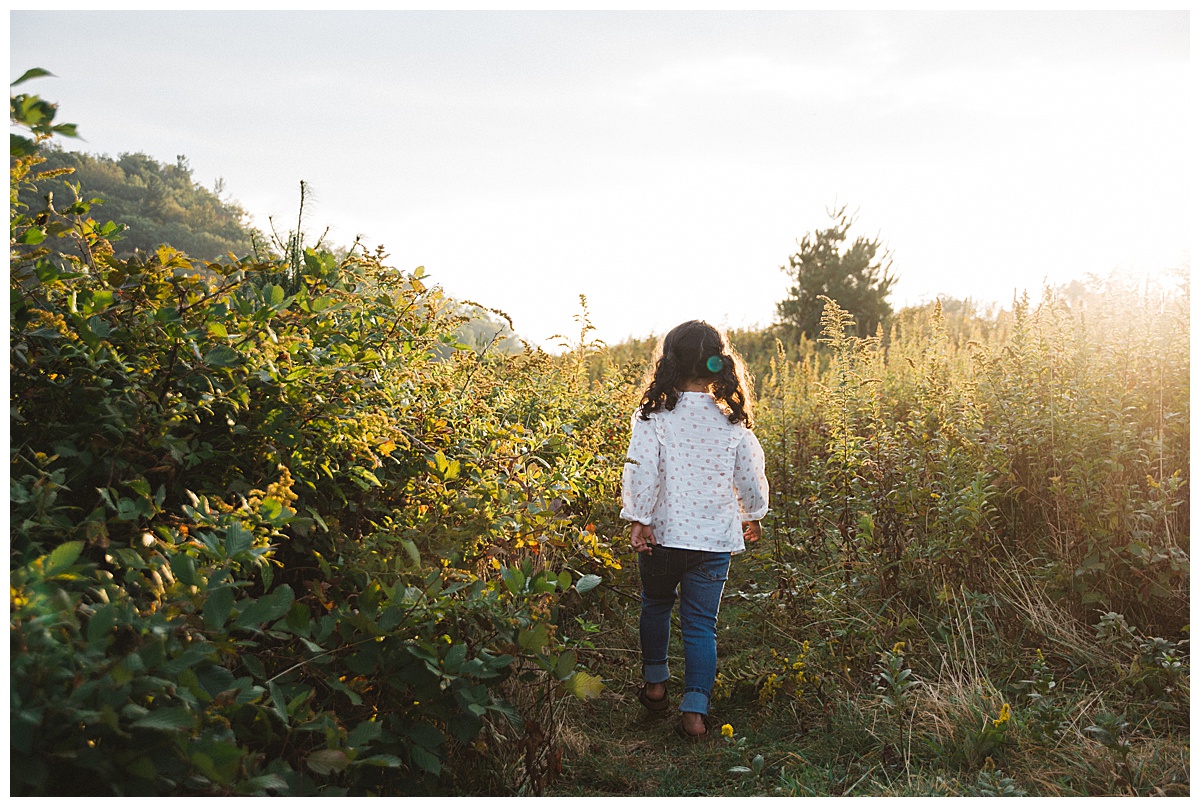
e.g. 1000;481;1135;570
619;410;661;526
733;430;769;521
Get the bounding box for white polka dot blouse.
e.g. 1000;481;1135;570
620;391;769;553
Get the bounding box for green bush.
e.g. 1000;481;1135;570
11;73;631;796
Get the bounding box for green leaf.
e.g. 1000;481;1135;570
329;677;363;706
486;653;515;672
517;622;550;652
306;749;350;775
350;466;381;488
44;541;84;576
447;712;484;743
11;67;54;86
204;345;242;368
224;522;253;555
407;722;444;749
400;539;420;568
235;774;289;795
90;288;113;309
553;649;577;680
170;552;201;587
194;663;237;698
125;755;158;780
287;602;313;635
502;567;525;595
575;574;602;594
562;670;605;701
10;133;36;158
111;547;146;570
87;603;115;645
444;642;468;674
355;754;403;768
131;707;195;732
204;586;235;629
87;315;111;338
259;497;286;523
408;745;441;774
348;719;384;748
268;681;290;727
234;585;295;630
159;648;213;677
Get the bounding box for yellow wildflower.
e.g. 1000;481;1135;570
992;702;1011;728
711;674;731;702
759;672;781;704
721;724;734;739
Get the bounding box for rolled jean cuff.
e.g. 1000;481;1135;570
642;661;670;684
679;688;711;715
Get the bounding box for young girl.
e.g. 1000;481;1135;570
620;320;769;740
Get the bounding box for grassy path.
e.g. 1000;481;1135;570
542;549;1190;797
546;556;859;797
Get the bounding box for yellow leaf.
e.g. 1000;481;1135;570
563;670;605;701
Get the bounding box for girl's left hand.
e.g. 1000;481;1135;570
631;522;657;554
743;520;762;543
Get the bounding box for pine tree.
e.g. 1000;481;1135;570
777;205;897;339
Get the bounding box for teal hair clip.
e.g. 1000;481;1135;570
706;355;724;373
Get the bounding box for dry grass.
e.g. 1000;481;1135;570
992;554;1113;670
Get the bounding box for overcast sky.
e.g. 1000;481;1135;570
9;10;1191;347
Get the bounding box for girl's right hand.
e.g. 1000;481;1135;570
743;520;762;543
631;522;657;554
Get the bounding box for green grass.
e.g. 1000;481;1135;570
545;548;1190;798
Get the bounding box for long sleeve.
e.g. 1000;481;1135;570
733;430;769;521
620;410;661;524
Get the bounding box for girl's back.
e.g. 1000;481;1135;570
624;391;767;553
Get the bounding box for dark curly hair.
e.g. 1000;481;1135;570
638;320;755;428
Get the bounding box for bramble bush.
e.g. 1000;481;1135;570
11;72;633;796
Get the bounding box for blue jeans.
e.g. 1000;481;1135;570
638;546;731;715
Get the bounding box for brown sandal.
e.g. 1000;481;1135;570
674;713;711;742
636;684;670;712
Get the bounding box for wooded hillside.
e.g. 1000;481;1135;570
16;146;256;260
